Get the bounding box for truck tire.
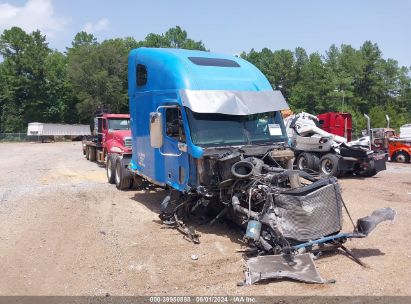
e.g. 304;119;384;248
130;176;144;190
89;146;96;162
319;154;342;177
296;152;320;171
106;153;116;184
392;151;410;163
115;157;131;190
360;159;377;177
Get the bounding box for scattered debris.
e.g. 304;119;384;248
158;146;395;284
191;254;198;261
245;253;334;284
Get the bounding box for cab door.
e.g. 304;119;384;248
162;106;189;191
102;118;108;144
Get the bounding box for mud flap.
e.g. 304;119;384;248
371;151;387;173
357;207;396;235
374;157;387;172
244;253;331;285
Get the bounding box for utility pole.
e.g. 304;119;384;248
342;89;345;112
334;88;345;112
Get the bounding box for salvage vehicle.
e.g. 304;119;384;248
82;108;133;187
350;115;411;163
112;48;395;284
370;117;411;163
391;124;411;163
389;138;411;163
285;112;387;177
317;112;352;142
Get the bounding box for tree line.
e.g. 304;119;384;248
0;26;410;134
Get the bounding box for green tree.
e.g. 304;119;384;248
66;26;207;123
67;35;129;122
243;41;410;133
294;47;309;83
44;51;78;123
164;26;206;50
242;48;295;98
71;31;98;47
140;26;207;50
1;25;409;136
0;27;51;132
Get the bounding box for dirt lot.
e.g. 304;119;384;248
0;142;410;296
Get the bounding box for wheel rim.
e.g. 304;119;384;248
396;154;406;163
298;156;307;169
107;159;112;179
321;159;333;174
115;163;121;184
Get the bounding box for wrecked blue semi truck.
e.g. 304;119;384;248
107;48;395;284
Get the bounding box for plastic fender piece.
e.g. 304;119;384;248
357;207;396;235
244;253;331;285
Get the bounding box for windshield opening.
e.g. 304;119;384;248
108;119;130;130
185;109;287;147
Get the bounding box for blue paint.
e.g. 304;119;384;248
291;233;366;250
127;47;282;191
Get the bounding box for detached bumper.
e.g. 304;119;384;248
245;253;328;285
244;207;395;285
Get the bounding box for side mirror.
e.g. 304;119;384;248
150;112;163;148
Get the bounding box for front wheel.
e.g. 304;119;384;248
393;151;410;163
319;154;342;177
360;159;377;177
115;157;131;190
106;153;116;184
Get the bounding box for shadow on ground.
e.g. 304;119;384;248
347;248;385;258
130;190;244;246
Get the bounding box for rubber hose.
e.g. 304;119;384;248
231;161;254;179
244;157;264;175
231;195;258;219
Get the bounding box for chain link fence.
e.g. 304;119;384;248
0;133;33;142
0;133;83;142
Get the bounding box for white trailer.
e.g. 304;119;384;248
400;124;411;139
27;123;90;137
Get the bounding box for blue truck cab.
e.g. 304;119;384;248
108;48;395;283
125;47;291;192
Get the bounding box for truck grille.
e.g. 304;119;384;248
124;137;132;148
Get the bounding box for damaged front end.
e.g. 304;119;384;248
159;144;395;285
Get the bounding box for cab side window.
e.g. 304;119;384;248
165;108;186;142
136;64;147;86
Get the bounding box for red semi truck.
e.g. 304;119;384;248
317;112;352;142
82;111;132;165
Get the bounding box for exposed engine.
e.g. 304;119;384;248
159;145;395;284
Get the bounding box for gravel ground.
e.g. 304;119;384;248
0;142;410;296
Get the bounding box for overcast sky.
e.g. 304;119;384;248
0;0;410;67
